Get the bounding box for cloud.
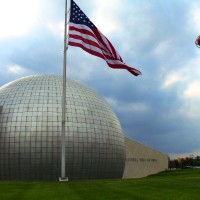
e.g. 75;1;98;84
90;0;122;35
0;0;40;39
179;103;200;119
184;81;200;98
47;22;64;38
1;0;200;158
8;65;24;74
5;64;33;76
191;5;200;33
154;40;173;58
0;63;34;87
162;73;186;88
105;97;148;113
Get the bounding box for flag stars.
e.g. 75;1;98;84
70;1;96;28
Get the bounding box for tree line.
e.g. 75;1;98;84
169;156;200;169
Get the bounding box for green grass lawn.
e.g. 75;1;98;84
0;169;200;200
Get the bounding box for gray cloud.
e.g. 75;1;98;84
1;0;200;157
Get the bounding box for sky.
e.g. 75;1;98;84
0;0;200;159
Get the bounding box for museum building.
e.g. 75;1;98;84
0;75;168;180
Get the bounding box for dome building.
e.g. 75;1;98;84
0;75;125;180
0;75;169;181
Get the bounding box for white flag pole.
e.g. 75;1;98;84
60;0;69;181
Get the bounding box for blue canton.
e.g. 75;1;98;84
70;0;96;29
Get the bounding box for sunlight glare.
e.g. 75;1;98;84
0;0;39;39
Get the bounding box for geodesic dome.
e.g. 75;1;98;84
0;75;125;180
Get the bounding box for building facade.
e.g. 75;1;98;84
123;138;168;179
0;75;168;180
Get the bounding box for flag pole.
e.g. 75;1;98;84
60;0;68;181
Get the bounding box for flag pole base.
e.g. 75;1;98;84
59;177;69;181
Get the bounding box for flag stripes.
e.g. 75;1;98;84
68;0;142;76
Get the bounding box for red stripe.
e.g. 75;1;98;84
69;34;118;60
93;29;115;58
69;41;141;76
102;33;119;59
106;62;141;76
68;41;105;60
69;37;114;60
69;34;102;50
69;25;110;55
93;29;121;60
69;24;141;76
69;25;96;39
128;69;142;76
106;39;123;62
69;24;120;60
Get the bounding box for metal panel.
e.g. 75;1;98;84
0;75;125;180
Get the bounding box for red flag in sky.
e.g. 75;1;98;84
68;0;142;76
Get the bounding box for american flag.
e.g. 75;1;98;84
68;0;142;76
